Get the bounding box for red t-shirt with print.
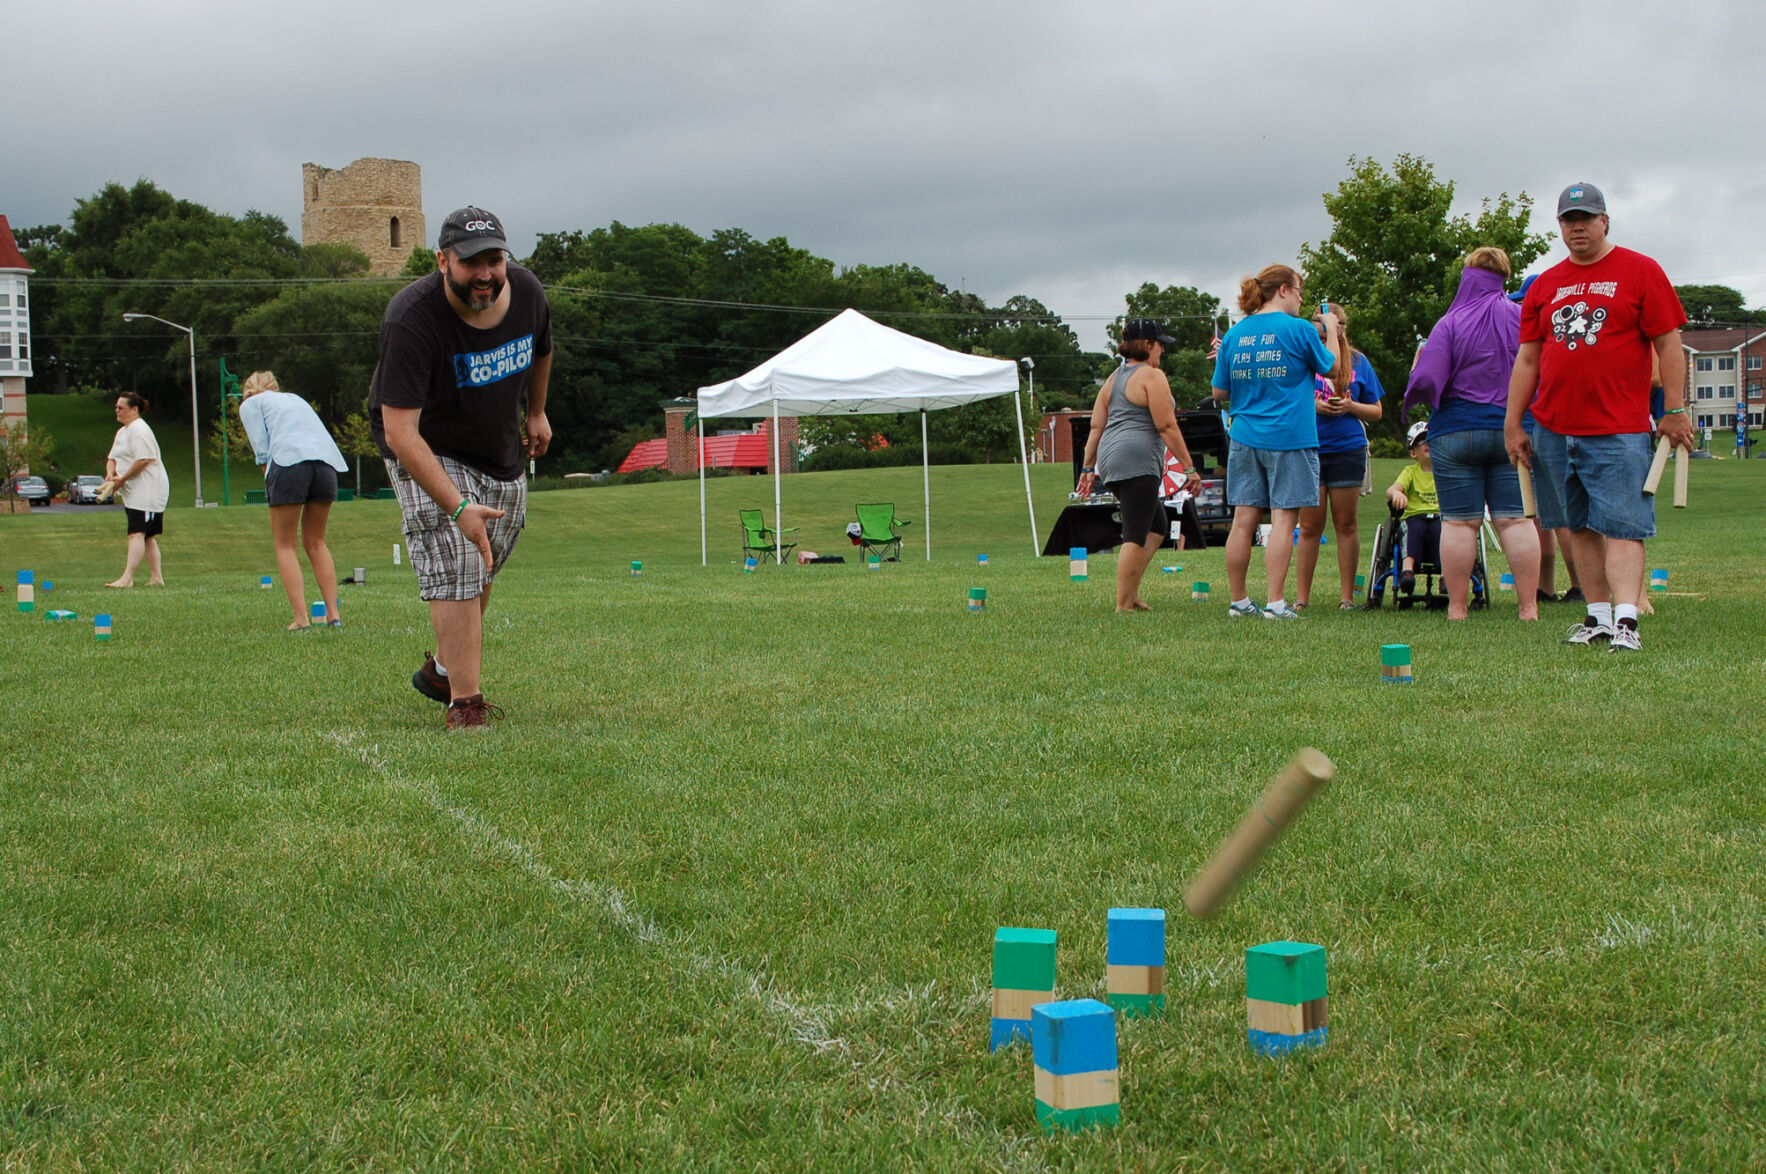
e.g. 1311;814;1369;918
1520;245;1685;436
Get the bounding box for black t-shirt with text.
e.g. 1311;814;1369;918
369;265;553;480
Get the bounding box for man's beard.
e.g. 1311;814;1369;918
447;273;505;310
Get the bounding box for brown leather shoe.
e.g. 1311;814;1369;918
412;652;450;703
445;693;504;730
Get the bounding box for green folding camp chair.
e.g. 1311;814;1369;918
854;502;912;563
740;508;798;565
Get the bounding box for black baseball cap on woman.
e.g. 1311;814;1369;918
437;206;509;258
1122;318;1178;346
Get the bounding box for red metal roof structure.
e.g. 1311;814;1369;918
617;423;775;474
0;216;33;272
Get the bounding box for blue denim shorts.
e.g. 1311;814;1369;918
1318;447;1367;490
1529;426;1655;540
1227;442;1321;511
1429;428;1525;522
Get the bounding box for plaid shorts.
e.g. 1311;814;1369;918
386;456;526;601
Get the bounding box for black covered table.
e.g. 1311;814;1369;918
1041;499;1206;557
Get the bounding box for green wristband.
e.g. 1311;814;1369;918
451;497;471;521
1660;408;1687;417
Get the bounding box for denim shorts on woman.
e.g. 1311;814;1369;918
1318;447;1367;490
265;459;339;506
1226;441;1320;510
1528;426;1655;540
1429;428;1525;522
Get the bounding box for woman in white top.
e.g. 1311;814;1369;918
238;370;350;630
104;392;171;588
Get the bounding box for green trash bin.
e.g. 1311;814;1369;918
243;489;267;505
336;487;355;502
375;488;396;500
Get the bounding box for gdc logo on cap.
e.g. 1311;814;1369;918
438;206;508;258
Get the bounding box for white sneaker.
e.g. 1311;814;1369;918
1563;620;1614;645
1263;602;1303;620
1608;623;1641;652
1227;600;1262;619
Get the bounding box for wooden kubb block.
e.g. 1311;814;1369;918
1032;998;1120;1132
1105;907;1166;1016
1245;941;1328;1057
991;927;1057;1050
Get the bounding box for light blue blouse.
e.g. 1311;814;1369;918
238;390;348;471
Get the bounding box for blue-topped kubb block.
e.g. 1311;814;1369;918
1032;998;1120;1131
1032;999;1118;1075
1105;907;1167;1016
1106;908;1165;966
1069;547;1087;581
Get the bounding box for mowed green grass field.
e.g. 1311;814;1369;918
3;455;1763;1171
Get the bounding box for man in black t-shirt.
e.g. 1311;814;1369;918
369;205;553;729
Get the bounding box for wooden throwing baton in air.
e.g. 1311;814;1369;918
1641;435;1672;497
1182;748;1335;920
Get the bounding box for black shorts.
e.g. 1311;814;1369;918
1318;448;1367;490
125;507;164;537
266;460;339;506
1107;474;1168;545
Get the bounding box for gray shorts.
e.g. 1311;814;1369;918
1227;442;1321;511
386;455;526;601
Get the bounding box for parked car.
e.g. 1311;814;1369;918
10;475;51;506
67;474;107;504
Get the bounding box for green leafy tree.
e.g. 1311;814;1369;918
1299;155;1550;436
333;412;378;490
0;422;54;513
1674;284;1757;326
228;284;390;424
1102;284;1229;407
400;246;436;277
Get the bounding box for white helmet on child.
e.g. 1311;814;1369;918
1406;421;1429;448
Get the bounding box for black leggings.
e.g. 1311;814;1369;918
1108;475;1168;546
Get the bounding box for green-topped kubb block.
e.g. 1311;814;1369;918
993;927;1057;991
1246;941;1326;1004
1380;643;1412;668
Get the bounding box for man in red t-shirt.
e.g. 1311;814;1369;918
1504;182;1691;653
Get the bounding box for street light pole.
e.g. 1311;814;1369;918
122;313;203;507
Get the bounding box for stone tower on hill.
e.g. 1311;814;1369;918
301;158;425;277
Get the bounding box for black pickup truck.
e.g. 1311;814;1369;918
1066;403;1232;544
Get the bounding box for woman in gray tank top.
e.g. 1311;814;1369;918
1076;319;1204;611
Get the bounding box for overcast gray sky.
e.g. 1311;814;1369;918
9;0;1762;348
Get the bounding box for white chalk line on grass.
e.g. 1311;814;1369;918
323;733;1044;1168
325;731;846;1055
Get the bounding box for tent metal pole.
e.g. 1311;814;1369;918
698;416;707;567
1012;378;1038;556
773;399;783;564
921;409;931;560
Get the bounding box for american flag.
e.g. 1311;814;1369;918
1206;322;1221;363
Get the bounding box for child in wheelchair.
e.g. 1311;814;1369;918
1386;422;1440;596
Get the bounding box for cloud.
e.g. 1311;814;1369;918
10;0;1763;350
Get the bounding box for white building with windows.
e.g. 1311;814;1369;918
1681;327;1765;431
0;215;33;460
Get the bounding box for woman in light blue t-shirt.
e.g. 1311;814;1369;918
1209;263;1339;619
238;370;350;630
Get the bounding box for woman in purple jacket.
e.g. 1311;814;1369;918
1404;247;1540;620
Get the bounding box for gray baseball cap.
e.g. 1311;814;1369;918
1557;182;1607;218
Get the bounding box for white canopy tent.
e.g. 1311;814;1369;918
694;309;1039;563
